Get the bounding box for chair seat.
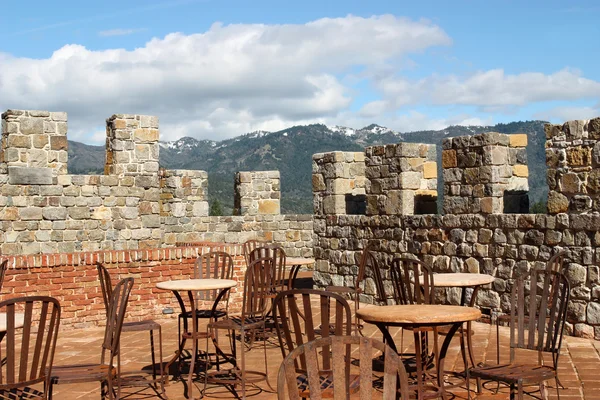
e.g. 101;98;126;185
208;316;265;331
51;363;115;384
470;363;555;385
296;372;360;398
179;309;228;320
122;319;161;332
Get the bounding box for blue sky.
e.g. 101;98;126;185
1;0;599;143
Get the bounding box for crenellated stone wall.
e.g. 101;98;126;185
546;117;600;214
0;110;313;257
312;151;366;215
233;171;281;216
365;143;437;215
442;133;528;214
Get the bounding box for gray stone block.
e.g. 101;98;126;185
8;166;53;185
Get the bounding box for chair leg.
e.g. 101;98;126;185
188;330;198;399
150;329;157;383
263;325;274;391
158;325;165;395
240;327;247;400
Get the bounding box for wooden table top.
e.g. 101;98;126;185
356;304;481;325
156;278;237;291
285;257;315;266
0;313;25;332
422;273;495;288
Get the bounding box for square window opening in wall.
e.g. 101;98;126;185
414;194;438;215
504;191;529;213
345;194;366;215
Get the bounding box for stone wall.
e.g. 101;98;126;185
0;109;313;256
312;151;366;215
442;133;528;214
365;143;437;215
313;213;600;338
233;171;280;216
313;117;600;339
546;117;600;214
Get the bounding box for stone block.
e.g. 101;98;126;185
442;150;457;168
258;199;280;215
50;136;68;150
512;165;528;177
422;162;437;179
8;166;53;185
19;117;44;135
509;134;527;147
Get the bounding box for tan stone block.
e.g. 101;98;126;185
50;136;68;151
258;199;280;214
560;173;581;193
512;165;528;177
415;189;437;197
134;128;159;142
423;162;437;179
442;150;457;168
8;134;31;148
480;197;494;214
547;191;569;214
509;134;528;147
32;134;49;148
566;146;592;166
407;158;424;170
113;119;126;129
92;206;112;220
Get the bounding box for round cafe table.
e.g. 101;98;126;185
357;304;481;399
284;257;314;289
430;273;495;369
156;278;237;399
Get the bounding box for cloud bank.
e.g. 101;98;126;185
0;14;598;143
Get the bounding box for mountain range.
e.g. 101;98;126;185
67;121;549;215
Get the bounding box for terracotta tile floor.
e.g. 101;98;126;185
43;303;597;399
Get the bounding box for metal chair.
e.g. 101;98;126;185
273;289;352;398
177;251;233;375
0;296;61;400
467;270;570;400
0;260;8;293
248;245;287;293
49;278;134;400
326;242;383;334
277;335;410;400
242;239;268;267
96;263;165;395
205;256;275;399
389;257;439;374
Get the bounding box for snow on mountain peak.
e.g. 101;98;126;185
327;125;355;136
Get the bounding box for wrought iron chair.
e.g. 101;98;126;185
326;242;384;334
467;270;570;400
248;245;287;293
389;257;439;374
205;256;275;398
177;251;234;374
0;296;61;400
49;278;134;400
242;239;268;267
277;335;410;400
96;263;165;394
0;260;7;293
273;289;352;398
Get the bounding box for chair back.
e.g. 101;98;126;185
101;277;134;362
390;257;435;305
248;245;286;290
96;263;113;315
546;250;568;273
243;239;267;266
356;243;387;305
509;270;569;362
277;335;409;400
194;251;234;302
0;296;61;392
242;257;274;320
0;260;8;293
273;289;352;372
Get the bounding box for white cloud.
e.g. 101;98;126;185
376;68;600;110
98;28;146;37
0;15;451;143
534;106;600;123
